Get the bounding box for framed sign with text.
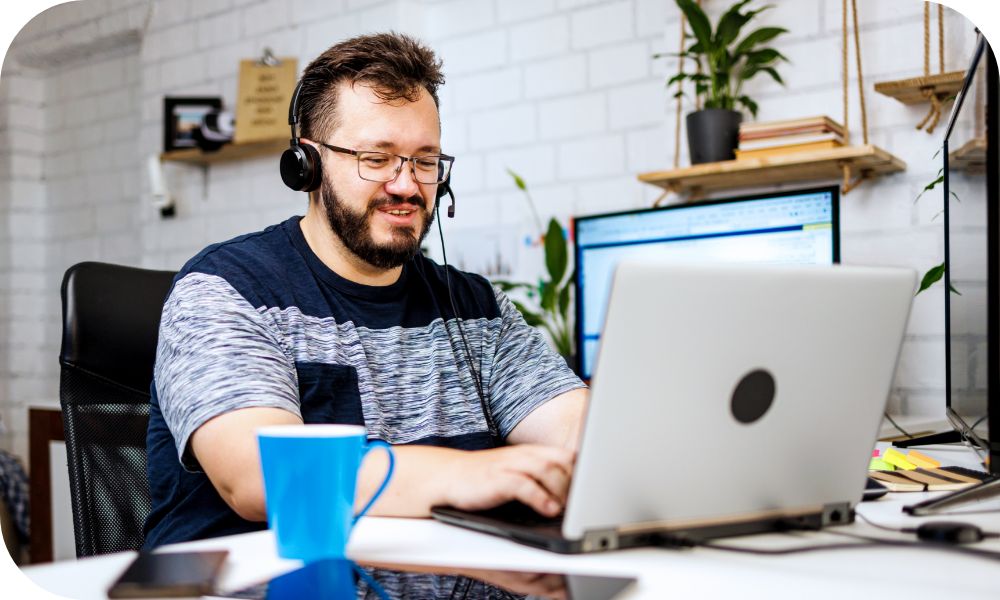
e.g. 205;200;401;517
234;57;298;144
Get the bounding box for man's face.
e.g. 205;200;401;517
316;82;441;270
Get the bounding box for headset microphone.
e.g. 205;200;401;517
446;187;456;218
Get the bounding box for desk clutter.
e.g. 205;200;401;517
868;448;991;492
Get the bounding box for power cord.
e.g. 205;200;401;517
883;412;913;438
434;199;500;442
694;515;1000;565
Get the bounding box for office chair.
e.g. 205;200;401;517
59;262;175;557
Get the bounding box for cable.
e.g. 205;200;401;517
435;198;500;442
883;412;913;438
822;529;1000;564
698;539;877;556
699;530;1000;564
854;511;905;533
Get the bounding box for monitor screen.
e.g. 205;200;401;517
944;37;998;473
573;186;840;380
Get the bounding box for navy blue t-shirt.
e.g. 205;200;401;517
142;216;583;548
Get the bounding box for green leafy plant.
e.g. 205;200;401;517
658;0;789;117
915;165;960;296
492;170;574;359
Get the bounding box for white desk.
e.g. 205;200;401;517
18;446;1000;600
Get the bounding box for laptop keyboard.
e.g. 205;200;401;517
474;501;564;528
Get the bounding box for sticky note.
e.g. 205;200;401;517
906;450;941;469
869;458;894;471
872;449;881;457
883;448;917;470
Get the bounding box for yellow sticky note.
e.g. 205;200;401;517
906;450;941;469
869;458;895;471
883;448;917;470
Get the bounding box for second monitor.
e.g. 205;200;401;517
573;185;840;380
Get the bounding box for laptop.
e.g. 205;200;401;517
432;260;916;553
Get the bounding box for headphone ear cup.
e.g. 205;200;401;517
280;143;323;192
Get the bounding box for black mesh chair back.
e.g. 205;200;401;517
59;262;176;557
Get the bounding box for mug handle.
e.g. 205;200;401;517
354;440;395;523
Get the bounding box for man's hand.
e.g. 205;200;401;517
443;445;576;517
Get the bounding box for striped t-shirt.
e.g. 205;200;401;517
142;216;584;548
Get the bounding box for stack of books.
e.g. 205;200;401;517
735;116;846;160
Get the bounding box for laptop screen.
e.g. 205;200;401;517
573;186;840;380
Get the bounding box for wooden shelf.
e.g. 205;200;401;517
160;137;287;166
637;145;906;197
950;137;986;173
874;70;966;104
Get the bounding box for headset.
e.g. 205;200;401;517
279;77;497;442
279;80;457;217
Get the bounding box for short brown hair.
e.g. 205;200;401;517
298;32;445;141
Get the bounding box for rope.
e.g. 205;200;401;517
915;89;943;133
923;2;930;77
975;58;985;137
842;0;850;144
851;0;869;144
938;3;945;73
674;13;686;168
695;0;703;111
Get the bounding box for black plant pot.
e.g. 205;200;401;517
686;109;743;164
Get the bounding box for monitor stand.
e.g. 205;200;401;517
892;430;964;448
903;475;1000;516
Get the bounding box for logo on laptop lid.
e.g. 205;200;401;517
731;369;776;424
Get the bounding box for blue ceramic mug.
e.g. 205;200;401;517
257;424;395;561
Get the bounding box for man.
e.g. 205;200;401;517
143;32;587;548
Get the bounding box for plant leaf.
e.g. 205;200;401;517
745;48;785;66
734;26;787;56
716;0;754;48
492;280;536;293
760;66;785;85
675;0;714;56
915;173;945;202
738;95;758;118
667;72;689;86
558;281;571;318
916;263;945;295
544;218;568;285
540;281;557;312
506;168;527;192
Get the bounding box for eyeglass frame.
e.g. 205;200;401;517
318;143;454;185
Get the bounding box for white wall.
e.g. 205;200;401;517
0;0;989;463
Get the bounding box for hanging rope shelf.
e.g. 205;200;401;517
873;2;964;134
640;0;904;201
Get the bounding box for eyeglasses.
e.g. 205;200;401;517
320;143;454;185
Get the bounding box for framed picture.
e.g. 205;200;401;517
163;97;222;152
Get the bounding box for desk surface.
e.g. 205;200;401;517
18;445;1000;600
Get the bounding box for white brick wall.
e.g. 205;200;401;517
0;0;994;463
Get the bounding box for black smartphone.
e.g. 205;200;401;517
107;550;229;598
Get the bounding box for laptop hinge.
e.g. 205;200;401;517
582;528;620;552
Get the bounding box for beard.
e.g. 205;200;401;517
320;178;435;270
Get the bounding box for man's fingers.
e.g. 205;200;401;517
523;456;572;505
512;474;562;516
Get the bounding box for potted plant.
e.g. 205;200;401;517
492;170;575;362
662;0;789;163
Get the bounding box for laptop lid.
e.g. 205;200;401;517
562;261;916;540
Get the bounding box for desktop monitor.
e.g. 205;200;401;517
942;36;999;474
573;186;840;381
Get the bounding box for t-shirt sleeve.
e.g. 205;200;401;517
487;287;587;438
154;272;301;471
